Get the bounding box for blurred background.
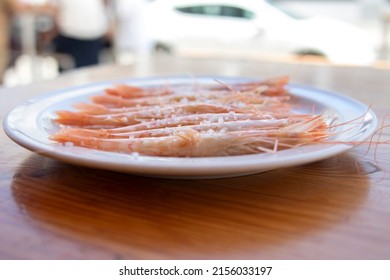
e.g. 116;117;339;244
1;0;390;87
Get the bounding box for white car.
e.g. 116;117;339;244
147;0;376;64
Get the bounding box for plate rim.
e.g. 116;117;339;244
2;75;378;178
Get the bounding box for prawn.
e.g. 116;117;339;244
54;103;250;127
50;77;335;157
51;114;329;157
105;84;171;99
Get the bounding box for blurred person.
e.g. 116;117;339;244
113;0;152;64
2;1;59;85
0;0;11;82
51;0;110;68
0;0;23;83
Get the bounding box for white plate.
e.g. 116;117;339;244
3;76;377;179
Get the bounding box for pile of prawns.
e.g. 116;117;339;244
51;77;331;157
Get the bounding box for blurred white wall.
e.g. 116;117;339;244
276;0;361;25
275;0;390;58
275;0;388;26
113;0;153;64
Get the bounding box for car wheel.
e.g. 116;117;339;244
295;49;326;58
154;42;173;54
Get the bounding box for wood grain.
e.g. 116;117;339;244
1;56;389;259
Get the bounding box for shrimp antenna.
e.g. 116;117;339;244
214;79;261;115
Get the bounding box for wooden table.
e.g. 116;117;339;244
1;55;389;259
